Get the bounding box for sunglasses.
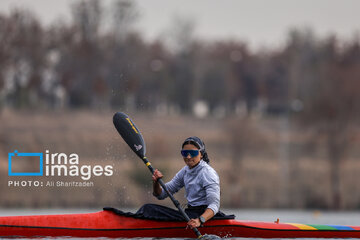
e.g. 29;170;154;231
181;150;200;158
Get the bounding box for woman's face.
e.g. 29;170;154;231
182;144;202;169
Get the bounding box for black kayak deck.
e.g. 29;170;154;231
104;204;235;222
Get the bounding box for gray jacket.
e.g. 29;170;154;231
156;160;220;214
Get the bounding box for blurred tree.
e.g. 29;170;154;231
112;0;139;41
61;0;106;107
201;68;226;113
48;23;78;108
201;41;237;115
0;9;46;109
0;14;6;111
71;0;102;43
229;42;259;115
169;52;196;113
106;0;141;110
137;40;171;112
106;32;147;110
167;17;197;113
198;40;258;117
263;53;290;115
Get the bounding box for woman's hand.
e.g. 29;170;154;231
187;209;214;229
152;169;163;197
187;218;201;229
152;169;163;182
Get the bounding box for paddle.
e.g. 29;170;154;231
113;112;205;239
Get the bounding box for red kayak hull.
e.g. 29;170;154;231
1;210;360;238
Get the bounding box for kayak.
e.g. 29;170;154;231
1;208;360;238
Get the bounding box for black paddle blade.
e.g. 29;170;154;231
113;112;146;159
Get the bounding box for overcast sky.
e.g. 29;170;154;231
1;0;359;50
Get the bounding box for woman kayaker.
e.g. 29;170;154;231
152;136;220;229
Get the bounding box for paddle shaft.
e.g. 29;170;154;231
141;156;203;238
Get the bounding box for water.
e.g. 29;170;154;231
1;208;360;239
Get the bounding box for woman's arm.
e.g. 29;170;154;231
152;168;185;199
201;208;215;222
188;169;220;229
203;169;220;215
